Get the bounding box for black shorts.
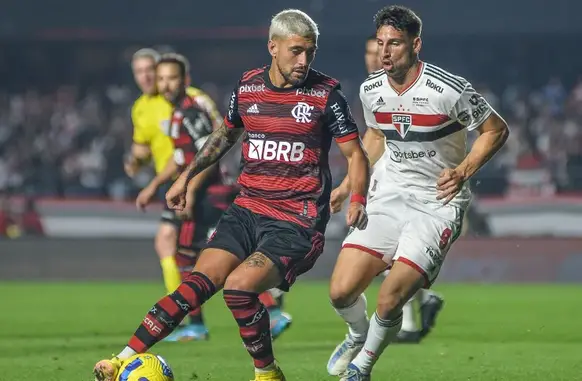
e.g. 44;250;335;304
206;203;325;291
160;203;180;226
176;197;226;254
159;182;180;226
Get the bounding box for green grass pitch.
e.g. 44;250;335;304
1;282;581;380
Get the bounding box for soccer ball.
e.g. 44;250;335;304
116;353;174;381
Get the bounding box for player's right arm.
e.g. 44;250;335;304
166;85;245;210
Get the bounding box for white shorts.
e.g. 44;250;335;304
342;192;464;287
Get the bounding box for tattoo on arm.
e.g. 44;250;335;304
186;121;243;182
244;252;270;268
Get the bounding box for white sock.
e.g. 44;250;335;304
333;294;369;343
400;297;418;332
352;312;402;375
256;362;276;373
117;346;137;360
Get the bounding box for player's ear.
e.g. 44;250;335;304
268;39;278;58
413;37;422;55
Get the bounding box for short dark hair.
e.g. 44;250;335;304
374;5;422;38
156;53;190;77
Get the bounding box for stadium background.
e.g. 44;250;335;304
1;1;582;380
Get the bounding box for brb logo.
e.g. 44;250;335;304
248;138;305;162
291;102;314;123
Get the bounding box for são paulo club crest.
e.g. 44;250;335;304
391;114;412;138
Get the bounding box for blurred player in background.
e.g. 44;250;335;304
94;9;370;381
128;49;292;341
133;53;230;341
364;33;445;344
327;6;509;380
125;47;220;340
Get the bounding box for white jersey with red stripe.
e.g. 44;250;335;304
360;61;494;210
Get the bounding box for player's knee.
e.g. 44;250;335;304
329;282;360;309
223;272;257;293
155;225;177;258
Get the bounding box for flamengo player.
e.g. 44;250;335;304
131;53;292;342
365;33;444;344
326;5;509;380
93;9;370;381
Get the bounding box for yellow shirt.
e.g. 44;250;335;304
131;87;222;174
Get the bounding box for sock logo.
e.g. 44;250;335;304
158;315;176;328
143;317;163;334
364;349;378;359
247;306;266;326
175;300;190;312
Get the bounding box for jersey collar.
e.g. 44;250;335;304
388;61;424;96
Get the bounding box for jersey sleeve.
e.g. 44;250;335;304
450;81;494;131
358;87;380;130
193;92;222;129
131;102;149;144
323;86;360;143
182;107;214;151
224;82;244;129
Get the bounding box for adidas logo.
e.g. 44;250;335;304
376;97;385;106
247;104;260;114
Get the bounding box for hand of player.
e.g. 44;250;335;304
124;156;140;178
346;201;368;230
135;184;157;211
175;185;196;220
436;168;465;204
330;186;350;214
166;178;188;211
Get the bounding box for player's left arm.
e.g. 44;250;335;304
325;87;370;228
437;83;510;203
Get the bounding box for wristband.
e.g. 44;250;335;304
350;193;367;206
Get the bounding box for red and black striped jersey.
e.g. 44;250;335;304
225;66;360;231
168;95;225;200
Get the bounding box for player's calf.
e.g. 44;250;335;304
127;271;216;352
223;252;283;371
328;248;386;375
224;290;274;368
349;261;425;376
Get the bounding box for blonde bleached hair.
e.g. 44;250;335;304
269;9;319;43
132;48;161;64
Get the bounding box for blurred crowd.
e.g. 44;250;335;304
1;38;582;201
2;76;582;201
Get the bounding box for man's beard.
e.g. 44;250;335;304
277;63;305;86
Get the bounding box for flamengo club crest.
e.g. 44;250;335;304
292;102;314;123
